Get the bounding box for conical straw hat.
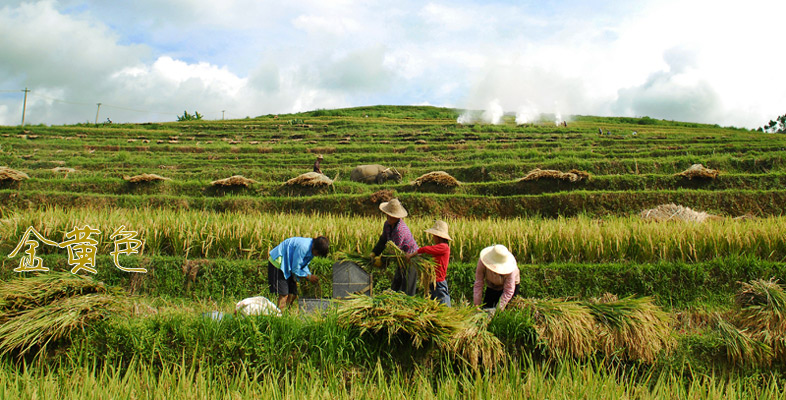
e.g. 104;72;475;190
379;198;408;218
425;220;452;241
479;244;517;275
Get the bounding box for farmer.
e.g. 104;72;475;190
473;244;520;310
370;198;419;296
406;220;452;306
268;236;329;311
313;154;323;174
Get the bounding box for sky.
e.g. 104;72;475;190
0;0;782;128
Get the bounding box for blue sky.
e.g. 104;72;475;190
0;0;782;128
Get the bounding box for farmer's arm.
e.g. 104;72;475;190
473;259;485;306
497;268;519;310
371;226;389;256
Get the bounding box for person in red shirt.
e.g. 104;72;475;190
407;220;452;306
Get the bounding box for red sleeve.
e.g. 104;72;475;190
416;243;448;257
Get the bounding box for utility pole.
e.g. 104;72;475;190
222;110;225;120
95;103;102;125
21;88;30;126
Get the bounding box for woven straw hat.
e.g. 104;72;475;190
317;154;324;159
425;220;452;241
379;198;408;218
479;244;517;275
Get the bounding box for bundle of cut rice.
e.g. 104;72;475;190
0;273;130;357
123;173;170;183
211;175;256;187
519;168;590;183
410;171;460;187
284;172;334;187
0;167;29;181
51;167;76;174
338;241;438;296
640;203;718;223
675;163;719;179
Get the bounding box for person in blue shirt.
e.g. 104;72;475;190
268;236;329;310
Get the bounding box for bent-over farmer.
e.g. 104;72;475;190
268;236;329;310
371;198;419;295
473;244;520;310
407;220;452;306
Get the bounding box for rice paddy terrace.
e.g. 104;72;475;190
3;105;786;397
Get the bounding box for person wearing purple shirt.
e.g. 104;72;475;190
370;198;419;295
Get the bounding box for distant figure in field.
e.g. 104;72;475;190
563;121;567;127
313;154;323;174
632;131;638;136
598;128;603;135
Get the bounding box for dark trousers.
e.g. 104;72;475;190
483;284;520;308
392;263;418;296
430;280;451;307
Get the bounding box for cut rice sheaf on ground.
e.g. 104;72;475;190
640;203;719;223
519;168;590;183
675;163;719;179
284;172;334;187
410;171;460;187
0;166;29;181
123;173;170;183
211;175;257;187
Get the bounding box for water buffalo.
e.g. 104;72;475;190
350;164;402;184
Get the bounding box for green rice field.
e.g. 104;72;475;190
2;106;786;398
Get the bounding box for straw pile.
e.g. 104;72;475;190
284;172;334;187
519;168;590;183
123;173;170;183
640;203;718;223
508;296;673;362
675;163;719;179
337;291;503;369
0;166;29;182
410;171;460;187
0;273;130;357
369;189;395;204
211;175;256;187
710;279;786;365
51;167;76;174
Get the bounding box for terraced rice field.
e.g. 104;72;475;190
2;105;786;398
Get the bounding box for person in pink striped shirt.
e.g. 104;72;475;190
473;244;520;310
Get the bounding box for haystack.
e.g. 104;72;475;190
410;171;461;187
211;175;256;187
284;172;334;187
675;163;719;180
520;168;590;183
51;167;76;174
640;203;718;223
123;173;170;183
0;167;29;182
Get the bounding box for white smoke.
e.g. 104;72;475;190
457;112;475;124
515;103;538;125
554;111;563;126
481;99;504;124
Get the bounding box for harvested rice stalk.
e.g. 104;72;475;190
509;298;597;359
715;318;772;366
675;163;719;179
51;167;76;174
586;296;674;363
519;168;590;183
444;311;505;370
639;203;719;223
0;166;29;181
122;173;170;183
284;172;335;187
410;171;460;187
337;290;471;348
0;273;130;357
211;175;257;187
337;241;438;296
735;279;786;361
